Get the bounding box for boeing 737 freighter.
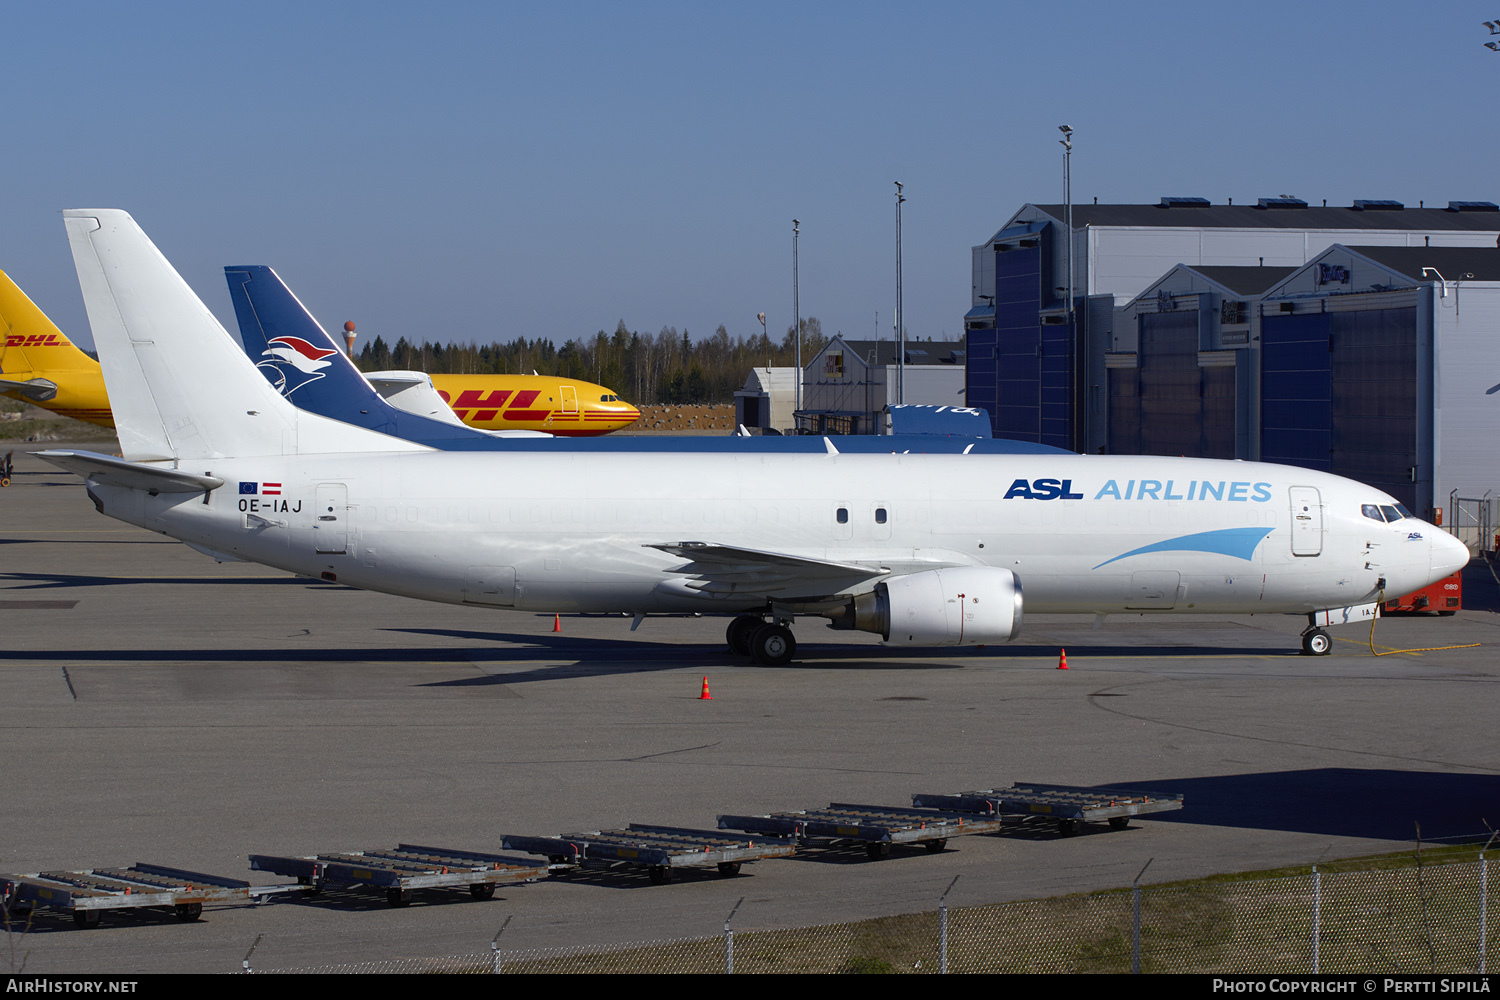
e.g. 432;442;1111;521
37;211;1470;664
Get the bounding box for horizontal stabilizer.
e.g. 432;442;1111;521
35;449;224;493
0;377;58;402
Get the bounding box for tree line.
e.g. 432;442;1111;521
353;319;828;405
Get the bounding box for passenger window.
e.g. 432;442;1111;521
875;508;888;524
836;507;849;524
1362;504;1384;522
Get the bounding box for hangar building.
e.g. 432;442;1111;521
965;198;1500;462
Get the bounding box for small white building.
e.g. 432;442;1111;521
733;366;798;434
796;336;966;435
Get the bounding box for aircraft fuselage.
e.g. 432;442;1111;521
87;450;1462;621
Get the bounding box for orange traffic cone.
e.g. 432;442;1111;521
698;676;713;700
552;614;561;632
1057;648;1069;670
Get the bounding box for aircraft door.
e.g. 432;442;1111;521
1289;486;1323;557
1126;571;1179;609
464;566;517;606
560;386;578;414
314;483;349;554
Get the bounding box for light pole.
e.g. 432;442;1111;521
757;311;768;369
895;181;906;405
793;219;801;421
1059;125;1074;449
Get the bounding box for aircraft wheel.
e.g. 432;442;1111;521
726;615;762;655
1301;629;1332;656
749;623;796;666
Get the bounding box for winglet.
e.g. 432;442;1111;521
824;436;839;455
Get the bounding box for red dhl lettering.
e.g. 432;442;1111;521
502;389;550;421
7;334;61;347
454;389;512;410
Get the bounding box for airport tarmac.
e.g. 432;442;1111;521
3;443;1499;973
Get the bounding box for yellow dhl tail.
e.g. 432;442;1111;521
0;270;113;428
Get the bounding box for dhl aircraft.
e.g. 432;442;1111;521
425;374;638;436
0;270;113;428
40;211;1469;666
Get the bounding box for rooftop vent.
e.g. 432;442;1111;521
1160;196;1210;208
1352;199;1404;211
1257;196;1309;210
1447;201;1500;212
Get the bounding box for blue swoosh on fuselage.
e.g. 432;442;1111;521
1092;527;1275;570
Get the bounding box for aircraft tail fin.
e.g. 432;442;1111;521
224;264;497;447
0;270;98;376
62;210;425;462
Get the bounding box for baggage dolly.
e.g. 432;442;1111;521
0;863;270;929
912;782;1185;836
248;843;545;907
717;803;1004;859
502;825;796;885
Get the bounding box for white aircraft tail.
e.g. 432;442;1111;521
62;210;425;462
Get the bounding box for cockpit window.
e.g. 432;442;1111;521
1364;503;1412;523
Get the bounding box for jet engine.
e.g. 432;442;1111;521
827;566;1023;645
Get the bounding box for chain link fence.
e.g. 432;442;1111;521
247;856;1498;974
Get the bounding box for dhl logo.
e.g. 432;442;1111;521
440;388;552;421
5;334;63;347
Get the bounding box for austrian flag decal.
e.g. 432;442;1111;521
238;482;282;496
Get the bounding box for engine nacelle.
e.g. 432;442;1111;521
829;566;1023;645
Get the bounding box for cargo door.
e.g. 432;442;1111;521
1290;486;1323;557
1126;571;1180;609
560;385;578;415
464;566;517;606
314;483;349;554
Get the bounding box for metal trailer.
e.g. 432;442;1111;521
0;864;274;929
502;824;797;885
248;844;546;907
717;803;1006;859
912;782;1185;836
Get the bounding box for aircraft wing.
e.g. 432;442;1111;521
0;376;59;402
647;541;889;600
34;449;224;494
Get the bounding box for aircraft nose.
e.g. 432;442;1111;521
1431;527;1471;578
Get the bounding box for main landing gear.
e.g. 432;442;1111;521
1300;627;1332;656
726;614;797;666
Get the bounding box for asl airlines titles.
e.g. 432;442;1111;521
1002;478;1275;502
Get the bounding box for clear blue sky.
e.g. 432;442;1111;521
3;1;1496;355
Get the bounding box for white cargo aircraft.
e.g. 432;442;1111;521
38;210;1469;663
